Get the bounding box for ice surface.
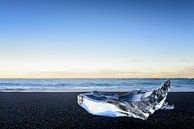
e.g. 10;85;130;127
161;102;175;110
77;80;174;120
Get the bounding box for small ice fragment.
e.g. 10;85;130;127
77;80;174;120
160;102;175;110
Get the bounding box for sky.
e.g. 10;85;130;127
0;0;194;78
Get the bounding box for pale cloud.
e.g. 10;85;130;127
150;66;194;78
128;60;144;63
177;59;192;63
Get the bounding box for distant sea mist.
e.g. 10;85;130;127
0;78;193;92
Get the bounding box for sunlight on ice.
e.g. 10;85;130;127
77;80;174;120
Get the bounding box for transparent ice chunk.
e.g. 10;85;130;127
77;80;174;120
160;102;174;110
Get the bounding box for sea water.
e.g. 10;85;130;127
0;78;193;92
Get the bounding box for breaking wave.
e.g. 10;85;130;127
0;78;193;92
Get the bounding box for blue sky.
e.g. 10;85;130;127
0;0;194;78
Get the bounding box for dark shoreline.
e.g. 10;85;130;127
0;92;194;129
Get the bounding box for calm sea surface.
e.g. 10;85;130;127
0;78;193;92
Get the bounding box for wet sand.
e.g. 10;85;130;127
0;92;194;129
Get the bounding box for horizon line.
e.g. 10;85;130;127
0;77;193;79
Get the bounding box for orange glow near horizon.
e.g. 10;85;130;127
0;67;193;78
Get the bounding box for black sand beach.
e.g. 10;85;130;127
0;92;194;129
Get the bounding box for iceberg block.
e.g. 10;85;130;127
77;80;174;120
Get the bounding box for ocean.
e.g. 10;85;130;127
0;78;193;92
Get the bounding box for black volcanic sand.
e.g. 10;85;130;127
0;92;194;129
